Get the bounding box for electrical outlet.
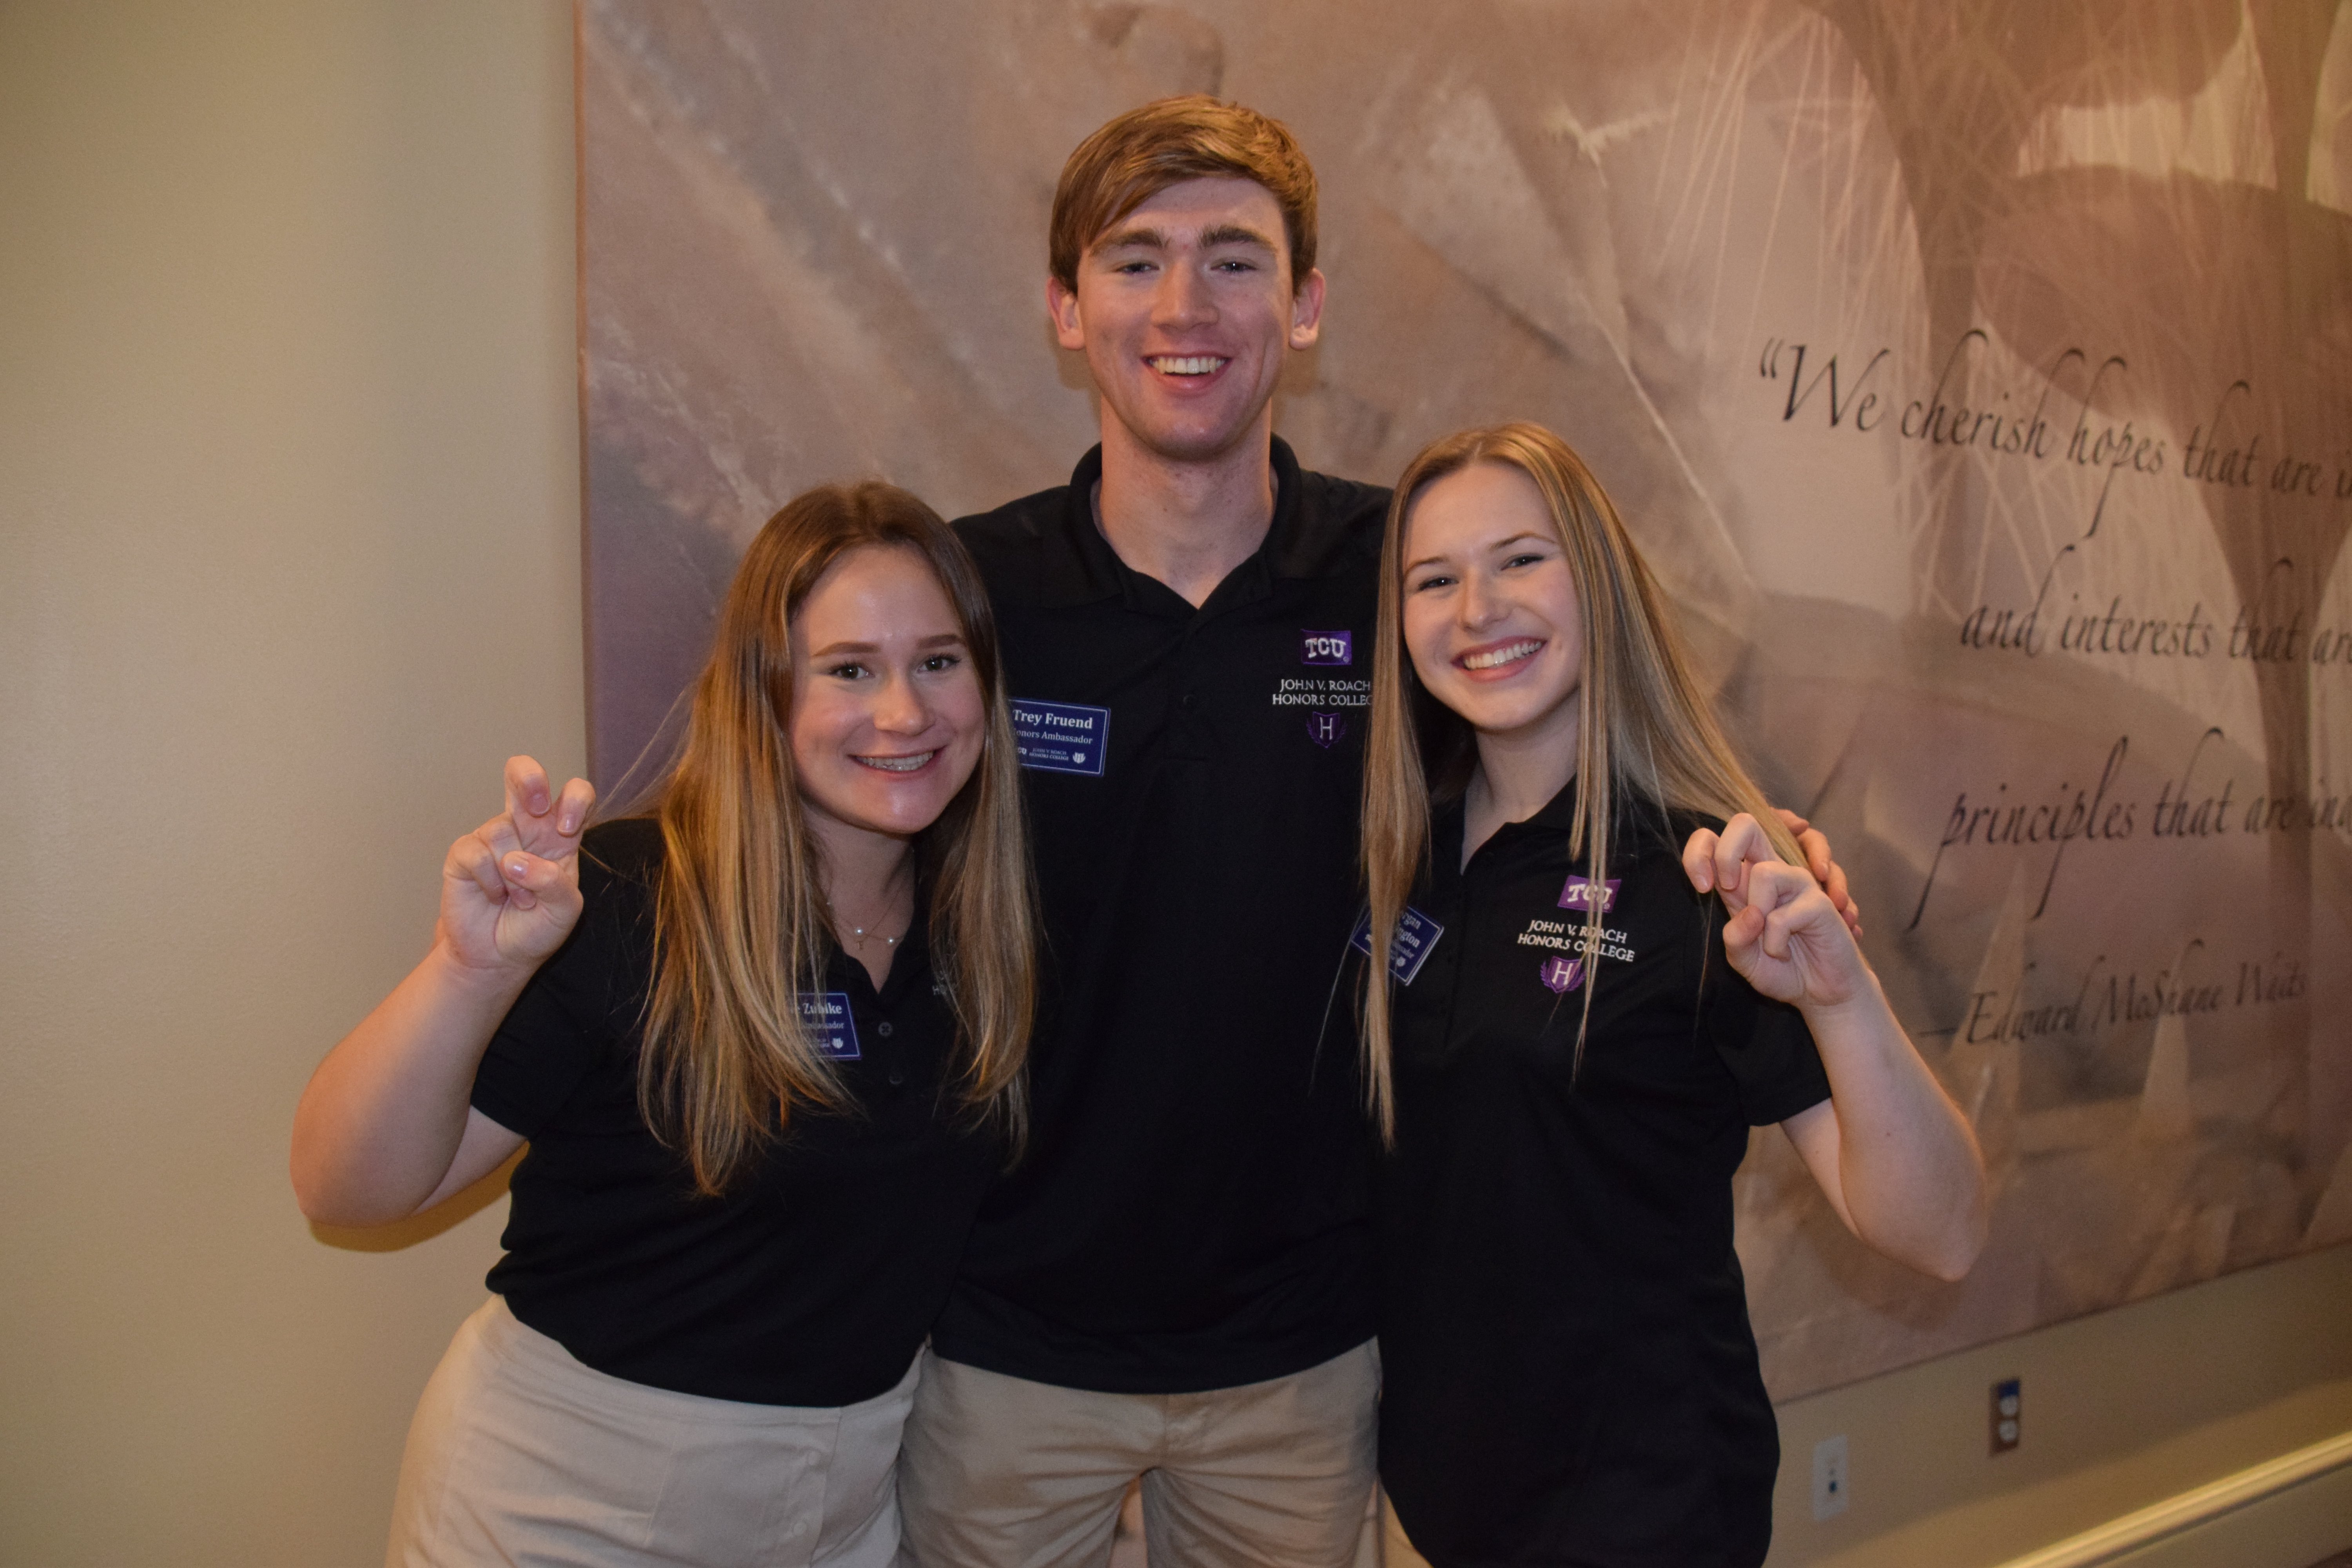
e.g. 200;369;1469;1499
1811;1434;1850;1520
1990;1377;2022;1455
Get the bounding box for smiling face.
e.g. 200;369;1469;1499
1399;461;1587;752
1048;175;1325;466
788;544;987;848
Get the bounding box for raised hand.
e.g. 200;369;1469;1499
436;756;596;972
1718;860;1870;1011
1680;809;1862;937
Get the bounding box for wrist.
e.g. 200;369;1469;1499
425;931;537;1003
1798;958;1886;1028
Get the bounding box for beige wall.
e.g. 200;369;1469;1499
0;2;580;1563
0;4;2343;1566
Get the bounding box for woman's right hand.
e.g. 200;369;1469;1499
291;756;593;1227
437;756;597;973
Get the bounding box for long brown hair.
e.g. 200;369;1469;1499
1360;423;1799;1141
638;482;1034;1194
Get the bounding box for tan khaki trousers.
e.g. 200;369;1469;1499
897;1340;1381;1568
385;1296;916;1568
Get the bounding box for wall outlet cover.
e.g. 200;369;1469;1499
1991;1377;2022;1455
1812;1433;1850;1521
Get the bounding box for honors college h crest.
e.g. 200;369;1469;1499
1307;712;1347;748
1540;955;1584;994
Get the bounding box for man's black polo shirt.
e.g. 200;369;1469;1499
937;438;1390;1393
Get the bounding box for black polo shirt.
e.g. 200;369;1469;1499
935;438;1390;1393
471;817;1001;1406
1373;784;1831;1568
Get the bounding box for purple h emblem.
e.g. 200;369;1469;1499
1540;955;1584;994
1307;712;1347;748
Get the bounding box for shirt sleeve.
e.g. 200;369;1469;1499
1699;907;1833;1126
469;821;658;1137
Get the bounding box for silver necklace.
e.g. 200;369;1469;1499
826;895;906;947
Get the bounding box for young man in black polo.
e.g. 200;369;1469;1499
895;99;1392;1568
896;96;1857;1568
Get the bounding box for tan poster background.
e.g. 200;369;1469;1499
579;0;2352;1399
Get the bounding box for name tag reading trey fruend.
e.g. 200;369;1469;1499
797;992;860;1060
1011;698;1110;776
1349;906;1445;985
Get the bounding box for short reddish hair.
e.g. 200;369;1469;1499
1049;96;1319;294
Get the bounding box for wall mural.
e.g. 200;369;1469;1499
580;0;2352;1398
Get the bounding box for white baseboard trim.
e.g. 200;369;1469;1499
1992;1430;2352;1568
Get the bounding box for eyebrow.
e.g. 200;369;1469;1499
1094;223;1278;255
1198;223;1277;251
808;632;967;658
1095;225;1170;253
1402;534;1553;574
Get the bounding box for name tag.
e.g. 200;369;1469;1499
1011;698;1110;776
797;992;860;1060
1349;905;1445;985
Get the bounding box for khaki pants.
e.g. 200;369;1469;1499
898;1341;1381;1568
386;1296;915;1568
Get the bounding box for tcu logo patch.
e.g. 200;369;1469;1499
1558;875;1621;913
1301;630;1353;666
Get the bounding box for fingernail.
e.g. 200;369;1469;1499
507;858;529;878
559;813;579;834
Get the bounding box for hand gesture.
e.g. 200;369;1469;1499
435;756;596;974
1681;809;1862;937
1716;858;1872;1010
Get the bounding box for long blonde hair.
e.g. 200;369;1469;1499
639;482;1034;1194
1360;423;1798;1141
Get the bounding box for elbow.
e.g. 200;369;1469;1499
292;1175;416;1230
288;1125;408;1229
1920;1223;1985;1283
289;1143;360;1227
1916;1175;1992;1283
1850;1168;1990;1283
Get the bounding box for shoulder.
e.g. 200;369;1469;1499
1301;467;1391;539
953;484;1070;584
1272;465;1390;581
578;817;665;909
1625;801;1712;861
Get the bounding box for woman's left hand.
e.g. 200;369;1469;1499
1682;810;1862;937
1718;859;1872;1012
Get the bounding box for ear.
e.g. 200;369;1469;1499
1287;266;1327;350
1047;274;1085;352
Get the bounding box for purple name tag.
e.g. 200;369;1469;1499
1301;630;1353;666
1349;905;1445;985
1558;875;1621;914
797;992;860;1060
1011;698;1109;776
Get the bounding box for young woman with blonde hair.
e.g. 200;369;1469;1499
1357;423;1987;1567
292;482;1033;1567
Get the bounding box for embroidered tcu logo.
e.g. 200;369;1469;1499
1540;955;1585;994
1307;712;1347;748
1558;875;1621;913
1301;630;1353;666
